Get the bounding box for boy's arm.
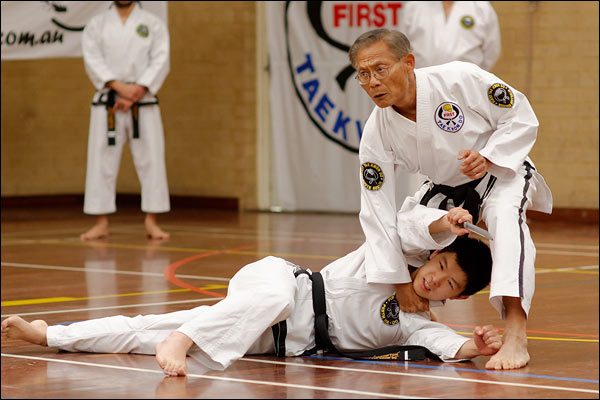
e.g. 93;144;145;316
455;325;502;359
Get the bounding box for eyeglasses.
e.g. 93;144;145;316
354;60;402;85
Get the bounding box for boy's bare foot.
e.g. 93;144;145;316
145;214;170;240
80;216;109;241
1;316;48;346
155;331;193;376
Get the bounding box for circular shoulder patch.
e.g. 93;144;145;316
136;24;149;38
361;162;384;191
434;102;464;133
488;83;514;108
380;295;400;326
460;15;475;29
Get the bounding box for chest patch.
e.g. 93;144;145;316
488;83;514;108
361;162;384;191
136;24;149;38
380;295;400;326
460;15;475;29
434;102;464;133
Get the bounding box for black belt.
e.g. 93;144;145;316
419;175;488;223
91;90;159;146
272;268;441;362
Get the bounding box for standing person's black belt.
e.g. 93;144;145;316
91;90;159;146
271;269;441;362
419;175;488;223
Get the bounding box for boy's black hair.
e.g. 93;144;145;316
439;236;493;296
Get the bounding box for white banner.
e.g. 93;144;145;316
267;1;414;212
1;1;167;60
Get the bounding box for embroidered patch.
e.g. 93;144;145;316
361;162;384;191
488;83;514;108
434;102;464;132
460;15;475;29
136;24;149;38
380;295;400;326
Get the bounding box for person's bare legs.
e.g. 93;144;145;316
485;297;529;370
155;331;193;376
1;316;48;346
145;213;170;240
80;215;109;241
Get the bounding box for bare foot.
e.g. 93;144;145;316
80;220;109;241
146;223;170;241
145;214;170;240
1;316;48;346
485;331;529;370
155;331;193;376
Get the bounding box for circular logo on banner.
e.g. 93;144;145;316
460;15;475;29
380;295;400;325
488;83;514;108
284;1;405;153
361;162;384;191
434;102;464;132
136;24;149;38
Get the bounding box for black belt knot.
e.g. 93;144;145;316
91;89;159;146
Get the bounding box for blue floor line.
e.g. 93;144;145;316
307;355;599;385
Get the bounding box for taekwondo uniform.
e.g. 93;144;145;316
46;206;471;371
81;3;170;215
358;61;552;318
401;1;501;70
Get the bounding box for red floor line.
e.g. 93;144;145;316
164;245;254;297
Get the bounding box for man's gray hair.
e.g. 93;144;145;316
348;29;412;68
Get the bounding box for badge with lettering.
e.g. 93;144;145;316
361;162;384;191
434;102;464;133
488;83;514;108
136;24;149;38
380;295;400;326
460;15;475;29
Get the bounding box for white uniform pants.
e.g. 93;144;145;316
83;94;170;215
406;162;552;318
46;257;297;370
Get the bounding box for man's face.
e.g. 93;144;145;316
412;251;468;301
354;41;415;109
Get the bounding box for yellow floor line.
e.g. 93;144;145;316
456;331;599;344
1;284;228;307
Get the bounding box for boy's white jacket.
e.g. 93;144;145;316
284;205;470;362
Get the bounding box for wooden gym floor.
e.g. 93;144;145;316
1;204;598;398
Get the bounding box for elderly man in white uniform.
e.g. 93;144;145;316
80;0;170;241
349;29;552;370
2;206;501;376
401;1;501;71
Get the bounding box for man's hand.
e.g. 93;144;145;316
395;282;429;313
446;207;472;236
113;97;134;112
473;325;502;356
108;81;147;102
458;150;490;179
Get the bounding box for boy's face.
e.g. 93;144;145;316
412;251;468;301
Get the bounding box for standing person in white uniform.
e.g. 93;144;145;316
349;29;552;370
80;0;171;241
401;1;501;71
2;207;501;376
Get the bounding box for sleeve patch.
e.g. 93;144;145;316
488;83;514;108
361;162;384;191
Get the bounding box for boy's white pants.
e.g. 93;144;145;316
47;257;298;370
